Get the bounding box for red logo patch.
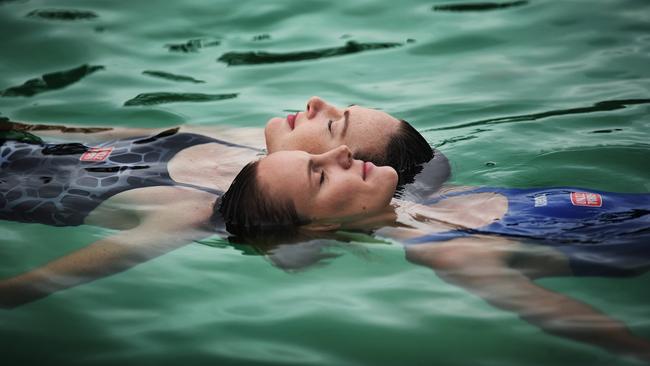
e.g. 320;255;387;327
80;147;113;162
570;192;602;207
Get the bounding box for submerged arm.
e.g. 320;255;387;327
0;212;209;309
0;119;264;147
405;237;650;362
0;119;163;143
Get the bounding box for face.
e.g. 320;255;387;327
257;145;398;223
264;96;401;159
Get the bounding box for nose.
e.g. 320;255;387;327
306;96;324;119
306;96;340;120
319;145;352;169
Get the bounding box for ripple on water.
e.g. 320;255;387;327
123;92;239;106
1;64;104;97
432;1;529;12
217;41;402;66
165;39;220;53
142;70;205;84
25;8;99;21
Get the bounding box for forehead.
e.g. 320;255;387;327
257;151;311;203
346;106;400;156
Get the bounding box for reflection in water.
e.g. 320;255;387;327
1;64;104;97
25;9;99;20
123;92;238;106
425;99;650;132
218;41;402;66
165;39;220;53
142;70;205;84
433;1;528;12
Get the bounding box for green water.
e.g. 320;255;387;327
1;0;649;365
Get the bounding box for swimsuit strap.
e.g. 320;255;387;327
173;182;224;196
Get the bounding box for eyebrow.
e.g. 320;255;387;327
341;110;350;137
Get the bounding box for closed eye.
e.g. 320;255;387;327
320;171;325;185
327;120;333;134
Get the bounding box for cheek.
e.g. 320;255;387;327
324;181;370;213
286;128;329;153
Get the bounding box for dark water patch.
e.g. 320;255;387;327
432;1;528;12
591;128;623;134
0;117;112;135
26;9;98;21
1;64;104;97
425;99;650;132
217;41;402;66
142;70;205;84
252;34;271;41
123;92;238;106
166;39;220;53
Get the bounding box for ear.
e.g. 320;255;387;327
301;222;341;232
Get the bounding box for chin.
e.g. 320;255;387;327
264;117;282;153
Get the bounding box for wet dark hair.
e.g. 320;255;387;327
354;119;433;186
217;119;434;240
216;160;309;239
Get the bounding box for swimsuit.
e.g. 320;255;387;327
0;128;258;226
405;187;650;277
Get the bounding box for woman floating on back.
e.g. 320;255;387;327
218;145;650;362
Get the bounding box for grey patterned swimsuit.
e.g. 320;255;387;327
0;128;256;226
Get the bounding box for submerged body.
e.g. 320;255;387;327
0;129;249;226
218;146;650;361
404;187;650;277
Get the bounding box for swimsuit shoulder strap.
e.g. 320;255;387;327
173;182;224;196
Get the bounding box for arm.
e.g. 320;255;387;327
1;119;264;147
404;237;650;362
0;212;209;309
1;119;169;143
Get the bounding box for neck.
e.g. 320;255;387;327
336;198;463;241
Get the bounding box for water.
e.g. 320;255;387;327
1;0;649;365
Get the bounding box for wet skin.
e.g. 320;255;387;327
264;96;401;159
257;145;398;223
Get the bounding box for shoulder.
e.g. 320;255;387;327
392;188;508;231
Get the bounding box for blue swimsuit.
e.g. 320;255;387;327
405;187;650;277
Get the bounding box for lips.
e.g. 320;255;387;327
287;112;298;130
363;161;373;180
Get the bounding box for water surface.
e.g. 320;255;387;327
1;0;649;365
